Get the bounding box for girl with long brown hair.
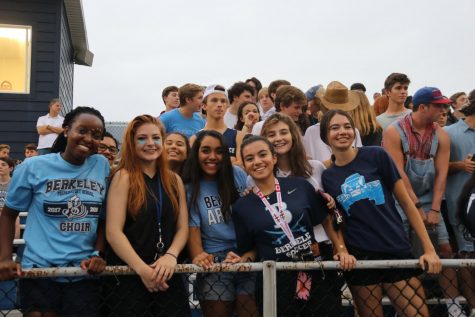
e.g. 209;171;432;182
105;115;190;316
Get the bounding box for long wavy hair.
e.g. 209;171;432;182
112;115;179;219
351;91;382;137
182;130;239;221
261;113;312;178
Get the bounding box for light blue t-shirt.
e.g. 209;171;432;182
5;153;110;268
445;120;475;225
159;108;205;139
188;166;247;253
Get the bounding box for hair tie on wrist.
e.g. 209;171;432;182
430;208;440;213
165;252;177;259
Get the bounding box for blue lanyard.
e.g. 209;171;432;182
154;173;164;260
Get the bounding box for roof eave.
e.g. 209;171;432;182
64;0;94;66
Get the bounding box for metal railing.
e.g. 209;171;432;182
2;259;475;316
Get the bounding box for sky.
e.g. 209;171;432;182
74;0;475;122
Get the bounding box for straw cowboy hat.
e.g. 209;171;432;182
317;81;359;111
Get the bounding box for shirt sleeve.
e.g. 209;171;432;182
36;116;45;127
233;166;248;194
377;147;401;190
5;160;34;212
232;201;254;256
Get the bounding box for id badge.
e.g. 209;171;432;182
295;271;312;301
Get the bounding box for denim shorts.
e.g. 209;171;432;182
195;250;256;301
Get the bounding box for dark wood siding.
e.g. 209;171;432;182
0;0;75;159
58;2;74;112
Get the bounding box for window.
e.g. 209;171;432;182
0;24;32;94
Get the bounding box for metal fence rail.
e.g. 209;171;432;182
1;259;475;316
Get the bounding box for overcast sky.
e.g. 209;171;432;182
74;0;475;122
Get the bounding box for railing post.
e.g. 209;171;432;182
263;260;277;317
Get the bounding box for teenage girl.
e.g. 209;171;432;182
164;132;190;176
232;135;354;317
320;109;441;317
105;115;190;316
183;130;259;317
0;107;109;317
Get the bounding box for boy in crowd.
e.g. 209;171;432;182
161;85;180;114
159;83;205;138
190;85;244;165
376;73;412;130
0;145;10;159
384;87;465;316
252;85;306;136
24;144;38;159
224;82;254;129
98;132;119;167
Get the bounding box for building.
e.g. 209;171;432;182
0;0;93;159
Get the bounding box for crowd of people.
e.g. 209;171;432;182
0;74;474;317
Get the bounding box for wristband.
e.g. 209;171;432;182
430;208;440;213
165;252;177;259
414;202;422;209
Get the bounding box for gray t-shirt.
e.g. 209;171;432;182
376;109;412;130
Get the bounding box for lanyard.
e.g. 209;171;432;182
154;174;164;260
254;178;297;247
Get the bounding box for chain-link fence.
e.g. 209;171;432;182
105;122;128;147
2;259;475;316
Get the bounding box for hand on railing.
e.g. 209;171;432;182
419;251;442;274
192;252;214;270
136;264;168;293
0;259;21;280
333;249;356;271
80;256;106;275
150;253;177;291
223;251;242;264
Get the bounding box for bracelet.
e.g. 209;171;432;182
430;208;440;213
414;201;422;209
165;252;177;259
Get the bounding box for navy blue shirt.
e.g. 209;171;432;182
322;146;411;255
223;128;238;157
232;177;328;261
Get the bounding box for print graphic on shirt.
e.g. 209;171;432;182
287;188;297;195
337;173;385;215
45;178;105;196
44;195;101;232
263;202;311;258
205;195;225;225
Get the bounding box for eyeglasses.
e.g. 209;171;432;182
98;143;119;155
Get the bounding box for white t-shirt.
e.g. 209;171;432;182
36;114;64;149
303;123;362;162
260;106;276;121
251;120;264;136
223;111;238;129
